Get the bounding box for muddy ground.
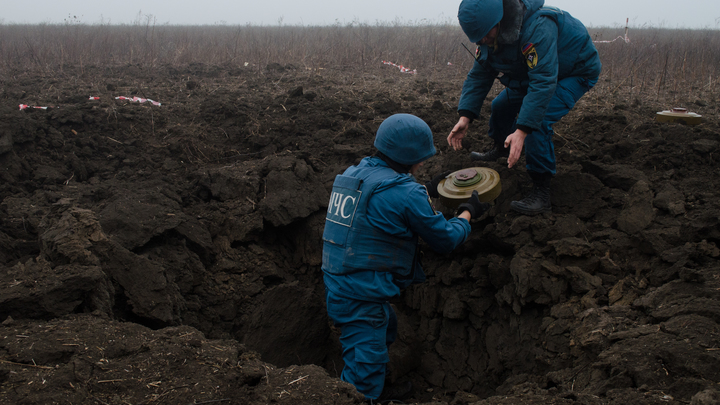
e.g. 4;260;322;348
1;62;719;405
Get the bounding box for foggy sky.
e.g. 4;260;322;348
3;0;719;29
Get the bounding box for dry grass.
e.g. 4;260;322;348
0;22;466;71
0;22;718;106
591;27;720;105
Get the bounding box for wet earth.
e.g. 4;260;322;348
1;62;720;405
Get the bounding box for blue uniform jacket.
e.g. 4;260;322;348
458;0;602;131
322;157;471;302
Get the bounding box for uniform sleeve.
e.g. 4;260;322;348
516;16;559;131
403;186;471;254
457;59;498;119
367;183;471;254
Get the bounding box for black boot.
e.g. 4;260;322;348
470;142;509;161
510;171;552;215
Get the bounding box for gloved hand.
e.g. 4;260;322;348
457;190;491;219
425;170;452;199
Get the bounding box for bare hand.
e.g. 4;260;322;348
504;129;528;168
447;117;471;151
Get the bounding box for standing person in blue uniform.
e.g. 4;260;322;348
322;114;488;403
447;0;601;215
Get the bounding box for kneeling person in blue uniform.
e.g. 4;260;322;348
447;0;602;215
322;114;488;402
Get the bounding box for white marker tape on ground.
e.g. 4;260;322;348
115;96;162;106
593;35;630;44
593;18;631;44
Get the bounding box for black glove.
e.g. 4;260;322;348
425;170;453;199
457;190;491;219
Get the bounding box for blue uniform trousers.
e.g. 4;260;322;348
488;76;597;175
325;290;397;400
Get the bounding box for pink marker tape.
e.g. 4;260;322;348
19;104;49;110
382;60;417;74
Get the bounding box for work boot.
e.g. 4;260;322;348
470;142;509;161
375;381;413;404
510;172;552;215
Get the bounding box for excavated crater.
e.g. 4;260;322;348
1;63;719;405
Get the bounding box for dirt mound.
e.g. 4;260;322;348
1;63;720;404
0;315;361;405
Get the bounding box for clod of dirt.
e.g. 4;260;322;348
289;86;304;97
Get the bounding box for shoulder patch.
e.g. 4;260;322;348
522;43;538;69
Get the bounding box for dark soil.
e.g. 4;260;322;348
1;62;720;405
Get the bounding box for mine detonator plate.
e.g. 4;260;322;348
436;167;502;209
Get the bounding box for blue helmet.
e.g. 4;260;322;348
374;114;436;165
458;0;504;44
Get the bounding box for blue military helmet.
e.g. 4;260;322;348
374;114;436;166
458;0;504;44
